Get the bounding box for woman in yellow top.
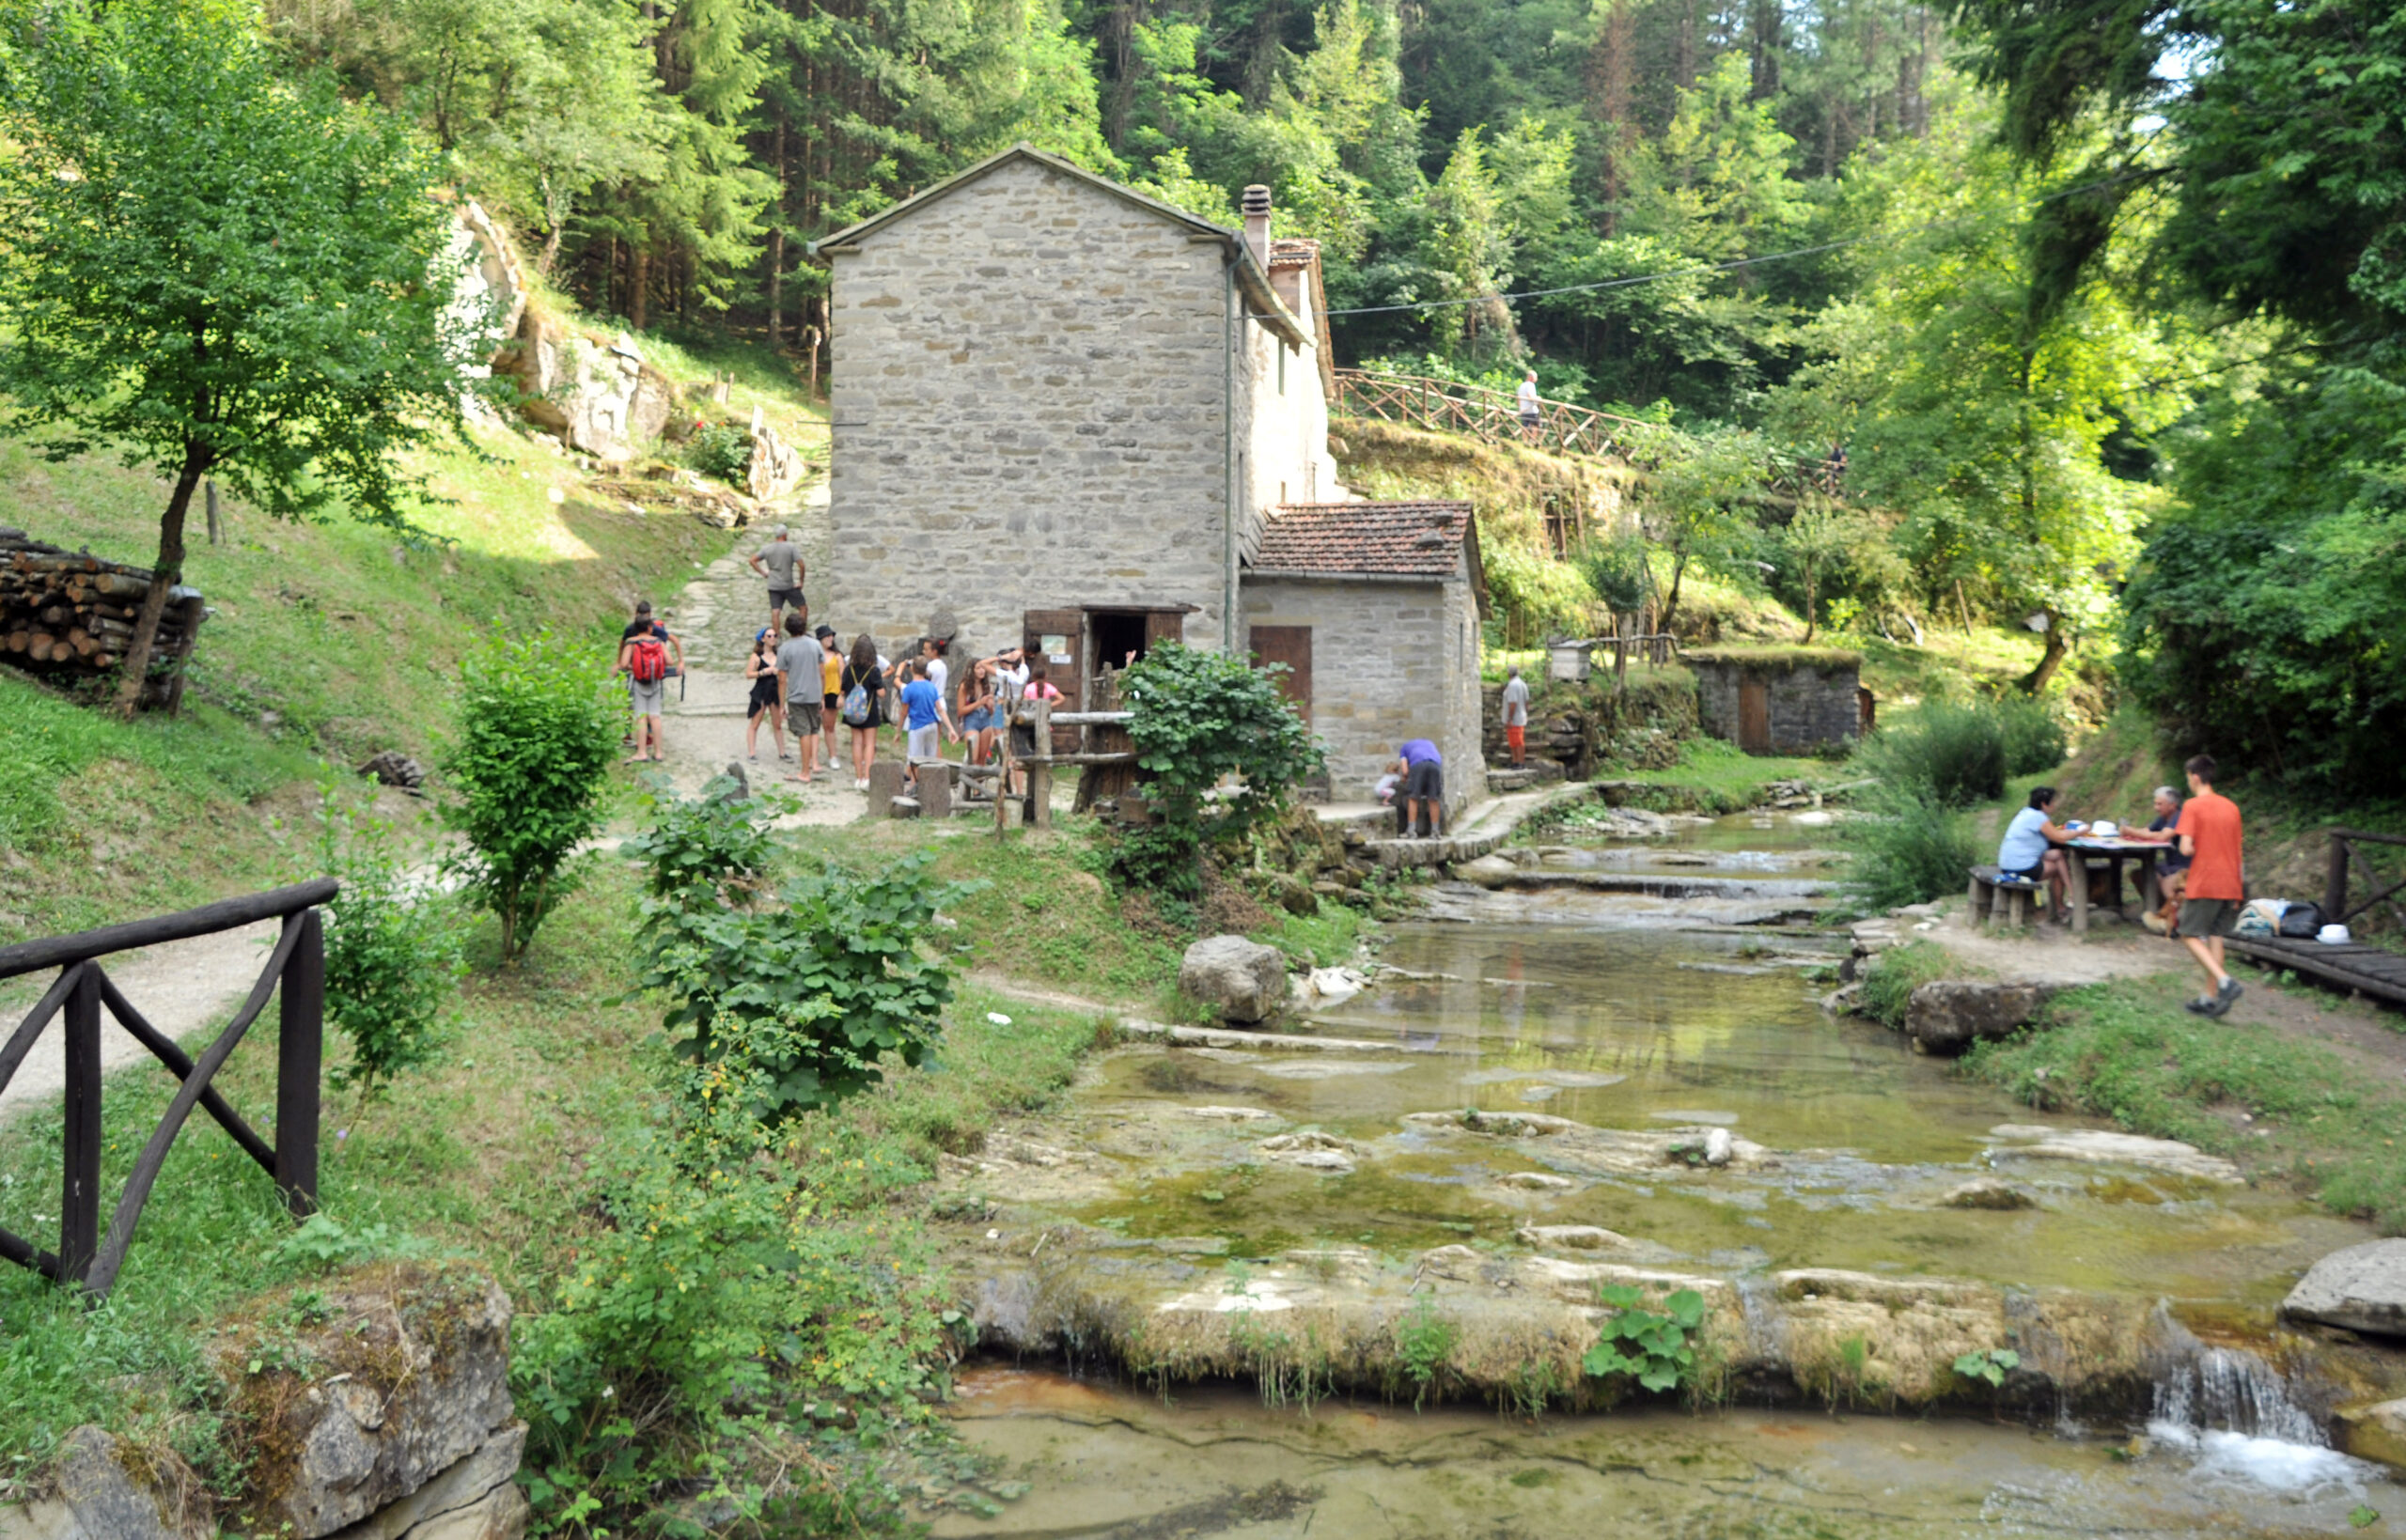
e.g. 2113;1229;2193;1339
815;625;844;774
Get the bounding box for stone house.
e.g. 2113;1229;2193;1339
812;144;1486;807
1686;646;1867;754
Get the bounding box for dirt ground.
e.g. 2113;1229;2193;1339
1914;899;2406;1086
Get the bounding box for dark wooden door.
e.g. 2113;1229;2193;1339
1145;610;1187;652
1249;625;1314;723
1738;675;1771;754
1023;609;1084;755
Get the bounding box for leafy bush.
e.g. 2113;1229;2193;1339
314;778;465;1100
1574;535;1653;614
441;630;621;961
1993;693;2069;776
635;787;964;1125
1582;1283;1706;1393
621;776;784;904
1117;643;1322;897
1857;700;2007;808
1841;789;1982;911
1952;1347;2021;1388
684;421;751;484
1852;938;1955;1029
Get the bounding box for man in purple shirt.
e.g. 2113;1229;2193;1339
1398;738;1444;838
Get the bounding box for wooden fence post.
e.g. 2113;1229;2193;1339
1028;699;1054;829
2326;834;2351;926
59;963;100;1285
274;909;323;1220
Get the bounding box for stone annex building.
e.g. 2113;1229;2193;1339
812;144;1487;805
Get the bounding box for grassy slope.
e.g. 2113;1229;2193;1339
0;335;823;934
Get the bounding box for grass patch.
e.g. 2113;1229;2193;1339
1962;977;2406;1232
1855;939;1959;1030
1604;737;1835;813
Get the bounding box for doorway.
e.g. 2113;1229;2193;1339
1738;675;1772;754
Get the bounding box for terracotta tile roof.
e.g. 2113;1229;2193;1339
1250;501;1476;579
1267;237;1321;269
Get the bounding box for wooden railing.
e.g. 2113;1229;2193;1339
2325;829;2406;932
1331;368;1665;462
0;879;332;1300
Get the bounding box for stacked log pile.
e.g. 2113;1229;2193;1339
2;527;203;704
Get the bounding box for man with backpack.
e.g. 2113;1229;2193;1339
616;599;683;764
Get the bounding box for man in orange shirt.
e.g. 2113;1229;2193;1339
2171;754;2245;1018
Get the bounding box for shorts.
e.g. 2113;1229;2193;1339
1505;724;1525;754
907;724;940;762
747;677;780;719
2009;861;2047;883
629;677;664;715
2177;896;2237;939
789;699;823;733
1519;411;1540;428
1405;759;1443;802
823;692;840;714
963;707;993;732
770;587;803;612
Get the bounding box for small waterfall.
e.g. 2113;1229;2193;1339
2148;1346;2323;1446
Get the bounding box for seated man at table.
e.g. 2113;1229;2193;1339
1996;786;2076;922
2121;784;2189;935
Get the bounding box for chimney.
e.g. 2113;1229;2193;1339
1242;185;1272;269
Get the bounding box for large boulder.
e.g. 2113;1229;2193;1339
495;312;679;464
223;1265;527;1539
1904;980;2059;1054
2339;1398;2406;1470
0;1425;212;1539
1180;935;1288;1024
2281;1238;2406;1338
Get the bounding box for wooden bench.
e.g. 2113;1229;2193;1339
1968;865;2043;927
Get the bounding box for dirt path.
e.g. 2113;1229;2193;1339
0;920;282;1121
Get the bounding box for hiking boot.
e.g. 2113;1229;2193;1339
2206;976;2243;1018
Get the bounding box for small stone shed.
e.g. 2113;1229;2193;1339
1686;646;1867;754
1241;500;1489;808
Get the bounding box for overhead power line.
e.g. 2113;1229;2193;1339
1319;166;2162;319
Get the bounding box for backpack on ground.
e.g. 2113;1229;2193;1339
2276;901;2326;939
841;679;873;727
629;635;669;684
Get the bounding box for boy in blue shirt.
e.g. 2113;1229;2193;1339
898;661;953;791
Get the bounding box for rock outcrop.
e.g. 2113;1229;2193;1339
1904;981;2059;1053
494;311;679;465
2281;1238;2406;1338
1;1267;526;1540
1179;936;1288;1024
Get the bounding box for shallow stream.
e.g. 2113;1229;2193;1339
940;813;2402;1534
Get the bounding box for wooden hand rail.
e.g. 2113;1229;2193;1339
2326;830;2406;931
0;888;328;1300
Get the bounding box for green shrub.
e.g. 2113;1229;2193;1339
1994;693;2069;775
1574;535;1653;614
1859;700;2007;808
622;776;785;903
684;421;751;485
441;630;621;962
1841;789;1982;911
313;778;465;1100
1581;1283;1706;1394
1117;643;1321;897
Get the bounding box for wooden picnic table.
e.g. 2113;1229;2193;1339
2063;836;2170;935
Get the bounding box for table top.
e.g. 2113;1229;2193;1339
2065;836;2156;852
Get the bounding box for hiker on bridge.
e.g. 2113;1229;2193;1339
1517;369;1541;443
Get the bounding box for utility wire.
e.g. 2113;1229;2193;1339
1320;166;2162;319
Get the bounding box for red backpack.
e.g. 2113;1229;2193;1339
628;634;669;683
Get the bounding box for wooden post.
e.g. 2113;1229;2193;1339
59;963;101;1285
995;700;1014;836
2326;834;2351;925
273;909;322;1220
1028;698;1053;829
204;479;221;546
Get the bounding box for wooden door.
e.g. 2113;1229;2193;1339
1249;625;1313;723
1145;610;1186;652
1738;674;1771;754
1023;609;1084;755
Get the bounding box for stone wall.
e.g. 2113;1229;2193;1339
827;156;1274;662
1689;650;1862;754
1240;574;1486;810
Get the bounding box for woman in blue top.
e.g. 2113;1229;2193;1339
1997;786;2075;923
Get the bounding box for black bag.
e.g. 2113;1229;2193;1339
2276;901;2325;939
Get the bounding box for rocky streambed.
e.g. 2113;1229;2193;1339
934;813;2406;1530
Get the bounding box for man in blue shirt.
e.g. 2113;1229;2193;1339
1398;738;1444;838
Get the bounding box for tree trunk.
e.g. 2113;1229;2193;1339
2017;619;2067;694
630;244;649;332
767;117;788;346
115;444;210;719
204;478;221;546
1659;549;1691;637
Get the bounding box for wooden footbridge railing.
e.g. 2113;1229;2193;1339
1331;368;1667;463
0;879;333;1300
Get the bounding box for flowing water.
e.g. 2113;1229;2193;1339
941;813;2402;1534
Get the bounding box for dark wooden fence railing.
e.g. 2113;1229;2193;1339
2326;829;2406;934
0;879;333;1300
